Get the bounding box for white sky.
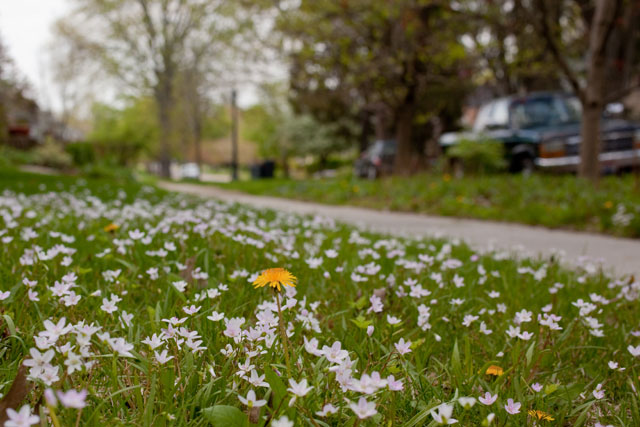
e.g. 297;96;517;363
0;0;71;109
0;0;270;111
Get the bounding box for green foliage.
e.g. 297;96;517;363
278;0;471;161
0;145;37;169
279;113;348;159
202;105;231;141
242;95;349;165
65;141;96;166
88;98;159;166
31;139;73;170
241;103;278;159
202;405;248;427
80;161;136;182
446;138;507;174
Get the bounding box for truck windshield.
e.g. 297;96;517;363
510;96;581;129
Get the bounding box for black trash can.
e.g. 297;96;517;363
260;160;275;178
250;163;262;179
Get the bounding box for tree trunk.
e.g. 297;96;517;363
158;101;172;178
193;121;203;173
374;106;390;141
579;0;617;183
281;154;290;178
359;112;371;153
191;88;203;172
579;102;602;181
393;104;415;175
425;115;442;165
156;80;173;179
194;136;203;170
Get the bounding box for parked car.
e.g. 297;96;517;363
354;139;396;179
439;92;640;174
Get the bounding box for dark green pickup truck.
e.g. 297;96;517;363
439;92;640;173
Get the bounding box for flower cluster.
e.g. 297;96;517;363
0;180;637;425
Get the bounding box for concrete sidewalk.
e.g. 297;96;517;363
159;181;640;278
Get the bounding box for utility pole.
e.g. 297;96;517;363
231;88;239;181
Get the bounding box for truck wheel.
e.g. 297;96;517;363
512;154;534;176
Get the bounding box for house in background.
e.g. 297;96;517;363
1;85;83;149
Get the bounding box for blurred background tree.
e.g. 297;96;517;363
276;0;472;174
0;37;11;144
1;0;636;180
527;0;640;182
88;97;159;166
55;0;252;177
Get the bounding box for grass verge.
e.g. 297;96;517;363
215;173;640;238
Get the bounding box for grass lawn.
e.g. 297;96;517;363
1;169;640;426
215;173;640;238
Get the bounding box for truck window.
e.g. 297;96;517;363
473;102;494;132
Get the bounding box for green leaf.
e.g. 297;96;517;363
143;373;157;425
202;405;247;427
114;257;137;272
350;315;372;329
264;367;288;411
403;400;444;427
572;401;595;427
525;340;536;366
463;335;473;376
544;383;559;395
349;295;368;310
3;314;16;336
410;338;425;350
77;267;92;275
451;339;462;380
388;364;401;374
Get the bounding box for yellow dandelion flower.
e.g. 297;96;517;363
485;365;504;376
603;200;613;209
253;268;297;292
528;409;554;421
104;223;119;233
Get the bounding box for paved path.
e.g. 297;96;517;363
159;181;640;278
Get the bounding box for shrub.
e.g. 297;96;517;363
0;145;37;168
446;137;507;174
31;139;73;170
80;161;136;182
66;142;96;166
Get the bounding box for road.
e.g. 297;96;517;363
159;181;640;278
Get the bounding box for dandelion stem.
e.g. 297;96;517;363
275;291;292;376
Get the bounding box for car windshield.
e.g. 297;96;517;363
510;96;581;129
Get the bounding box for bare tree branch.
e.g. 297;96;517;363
534;0;584;100
591;0;623;58
606;79;640;103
